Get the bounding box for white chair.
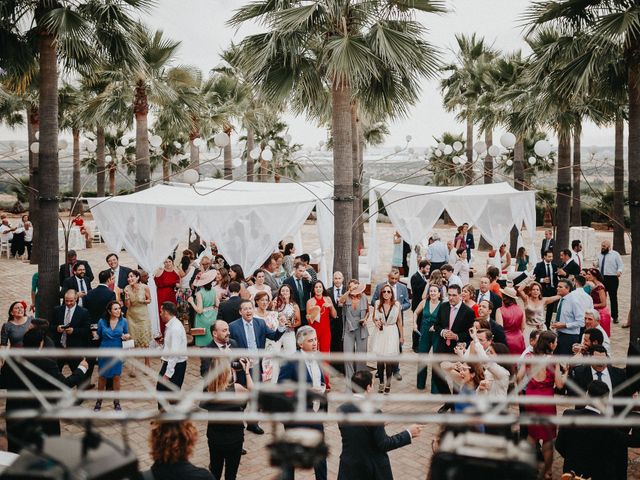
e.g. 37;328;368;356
92;227;102;244
0;239;10;259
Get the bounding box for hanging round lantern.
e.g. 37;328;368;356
249;147;261;160
452;156;460;164
534;140;552;157
105;155;112;162
86;141;97;153
473;141;487;154
261;148;273;161
459;155;468;165
488;145;501;157
443;145;453;155
149;134;162;148
182;168;199;185
394;145;402;153
30;142;39;154
232;157;242;168
438;142;446;151
500;132;516;149
192;138;202;147
58;138;68;150
214;132;230;147
528;156;537;165
506;159;513;167
453;141;463;152
35;131;39;141
434;149;442;157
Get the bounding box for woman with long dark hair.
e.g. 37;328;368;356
371;285;402;393
283;242;296;276
306;280;336;390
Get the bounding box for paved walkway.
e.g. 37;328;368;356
0;219;637;479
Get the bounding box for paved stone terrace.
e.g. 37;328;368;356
0;218;637;479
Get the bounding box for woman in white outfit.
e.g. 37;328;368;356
371;286;402;394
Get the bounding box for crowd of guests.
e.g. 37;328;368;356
1;226;637;480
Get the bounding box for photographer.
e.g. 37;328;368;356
201;357;253;480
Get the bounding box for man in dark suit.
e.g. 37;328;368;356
410;260;430;352
200;319;242;379
540;229;555;258
556;380;623;480
230;299;286;435
82;269;116;384
558;248;580;280
462;223;475;262
59;249;94;287
533;250;558;327
337;370;420;480
217;281;243;323
106;252;132;290
327;271;346;373
434;284;476;412
475;276;502;320
283;261;313;324
50;290;92;372
568;345;628;400
61;262;92;307
278;326;328;480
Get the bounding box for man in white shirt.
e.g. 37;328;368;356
596;240;624;323
427;233;449;271
106;252;132;290
583;309;611;355
0;214;16;246
440;264;463;288
571;240;583;269
156;301;188;409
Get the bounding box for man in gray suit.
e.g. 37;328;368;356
261;255;280;294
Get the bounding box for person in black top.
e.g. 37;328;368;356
147;420;214;480
218;281;243;323
201;357;253;480
558;248;580;280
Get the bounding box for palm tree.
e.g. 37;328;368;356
230;0;443;277
1;0;149;323
440;34;496;184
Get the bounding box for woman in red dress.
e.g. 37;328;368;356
306;280;336;388
517;331;567;480
586;268;612;336
154;257;180;335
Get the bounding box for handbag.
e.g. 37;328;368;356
122;339;135;349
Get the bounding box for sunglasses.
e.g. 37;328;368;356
382;290;392;294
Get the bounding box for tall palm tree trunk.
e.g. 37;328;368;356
96;126;106;197
613;115;626;255
109;163;117;196
572;124;582;226
189;131;200;172
332;83;353;278
246;129;255;182
223;126;232;180
478;130;494;250
628;39;640;341
465;116;473;184
37;32;60;323
71;128;82;214
555;132;572;262
162;155;170;182
27;109;39;264
510;139;525;256
350;103;360;279
134;82;150;191
358;133;365;252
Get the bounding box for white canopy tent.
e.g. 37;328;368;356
88;179;334;334
367;179;537;278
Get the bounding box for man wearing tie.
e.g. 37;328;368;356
410;260;430;352
596;240;624;324
230;299;287;435
278;326;328;480
58;249;94;287
328;271;345;373
533;250;558;327
433;285;476;412
550;280;585;355
540;229;555;258
571;240;583;269
61;263;92;307
283;261;313;324
475;277;502;319
462;223;475;262
50;290;91;372
106;253;132;291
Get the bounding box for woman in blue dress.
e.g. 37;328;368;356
94;301;130;412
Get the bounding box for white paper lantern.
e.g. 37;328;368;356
588;145;598;155
394;145;402;153
182;168;199;185
249;147;261;160
58;139;68;150
284;134;292;144
547;158;554;165
105;155;112;162
452;156;460;164
232;157;242;168
438;142;446;150
534;140;551;157
459;155;468;165
116;146;126;156
473;141;487;154
506;159;513;167
86;141;96;153
488;145;501;157
192;138;202;147
30;142;39;153
434;149;442;157
34;131;39;140
443;145;453;155
528;156;537;165
214;132;230;147
500;132;516;149
406;135;412;143
261;148;273;161
149;134;162;148
120;137;130;146
453;141;463;152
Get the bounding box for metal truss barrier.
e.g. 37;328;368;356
1;348;639;427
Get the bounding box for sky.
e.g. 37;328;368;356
0;0;618;149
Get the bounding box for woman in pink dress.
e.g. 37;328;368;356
154;257;180;335
498;287;525;355
586;268;612;336
517;331;567;480
306;280;336;389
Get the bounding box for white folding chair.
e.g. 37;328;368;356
92;227;102;244
0;239;10;259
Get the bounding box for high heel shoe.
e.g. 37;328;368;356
384;378;391;394
113;400;122;411
93;400;102;412
378;382;385;393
